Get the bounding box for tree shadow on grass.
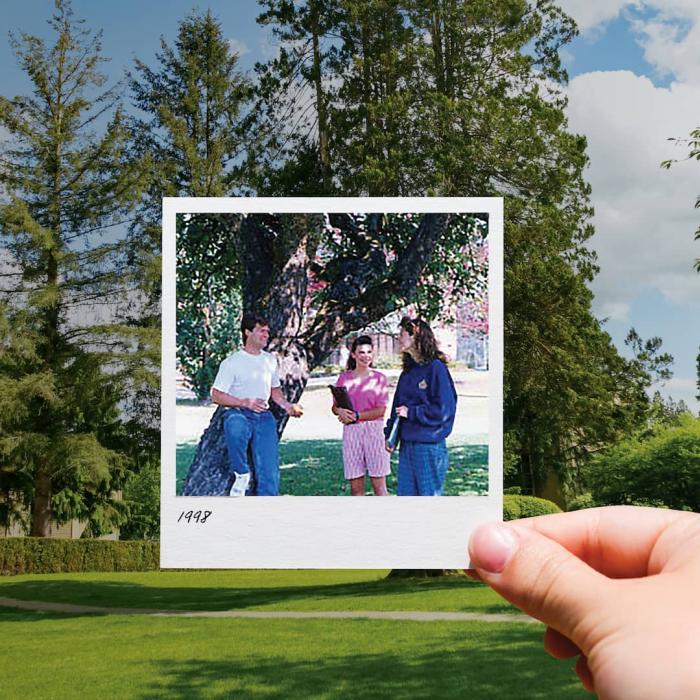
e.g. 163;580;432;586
0;607;100;622
0;576;514;614
138;625;586;699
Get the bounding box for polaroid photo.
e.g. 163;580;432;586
161;197;503;568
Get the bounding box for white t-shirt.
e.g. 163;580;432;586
212;350;280;400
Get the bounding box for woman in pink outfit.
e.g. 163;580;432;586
332;335;391;496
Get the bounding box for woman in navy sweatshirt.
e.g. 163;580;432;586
385;317;458;495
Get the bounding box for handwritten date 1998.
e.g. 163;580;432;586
177;510;212;524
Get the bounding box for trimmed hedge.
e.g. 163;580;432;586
566;492;597;512
1;497;562;574
503;495;562;521
0;538;159;576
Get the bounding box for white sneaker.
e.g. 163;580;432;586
230;472;250;497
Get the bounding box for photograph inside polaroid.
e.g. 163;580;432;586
161;197;503;568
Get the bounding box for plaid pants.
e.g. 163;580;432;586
397;440;448;496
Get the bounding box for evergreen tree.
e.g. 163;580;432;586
0;0;147;536
129;9;253;400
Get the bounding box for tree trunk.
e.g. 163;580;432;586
181;406;233;495
386;569;458;578
30;469;52;537
309;1;331;193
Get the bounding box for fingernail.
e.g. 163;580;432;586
469;523;519;573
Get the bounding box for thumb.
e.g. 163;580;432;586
469;522;608;643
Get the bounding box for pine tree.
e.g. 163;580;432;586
129;8;253;399
0;0;148;536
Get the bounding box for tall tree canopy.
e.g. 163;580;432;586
129;9;253;400
0;0;148;535
239;0;657;501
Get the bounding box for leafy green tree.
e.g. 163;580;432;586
0;1;147;536
586;414;700;511
130;9;253;399
649;392;691;427
175;215;242;400
250;0;659;503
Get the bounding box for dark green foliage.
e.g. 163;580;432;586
0;538;159;575
587;414;700;511
503;495;562;521
120;460;160;540
175;215;243;399
566;492;596;511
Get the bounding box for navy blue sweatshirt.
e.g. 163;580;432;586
384;359;457;443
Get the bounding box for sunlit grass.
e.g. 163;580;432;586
177;440;488;496
0;609;587;699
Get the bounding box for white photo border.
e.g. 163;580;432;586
161;197;503;568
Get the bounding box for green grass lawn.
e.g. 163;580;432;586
177;439;488;496
0;610;587;699
0;571;589;698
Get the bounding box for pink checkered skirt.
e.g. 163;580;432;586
342;420;391;479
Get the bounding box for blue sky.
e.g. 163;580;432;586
2;0;698;411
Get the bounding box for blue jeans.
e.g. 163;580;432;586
222;408;280;496
397;440;448;496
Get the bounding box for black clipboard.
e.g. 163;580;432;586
329;385;355;411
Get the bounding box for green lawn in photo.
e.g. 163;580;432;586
176;440;488;496
0;608;587;699
0;570;513;613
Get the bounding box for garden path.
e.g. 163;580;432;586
0;596;536;623
177;370;490;444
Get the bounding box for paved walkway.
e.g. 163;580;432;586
177;370;490;444
0;596;537;623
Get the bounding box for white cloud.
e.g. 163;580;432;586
558;1;700;85
664;376;699;411
228;38;250;58
629;6;700;86
556;0;635;33
259;32;282;61
565;71;700;318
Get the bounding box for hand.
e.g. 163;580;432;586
396;405;409;418
242;398;268;412
286;403;304;418
385;441;395;454
468;506;700;698
336;408;356;424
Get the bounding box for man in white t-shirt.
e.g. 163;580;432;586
211;315;303;496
